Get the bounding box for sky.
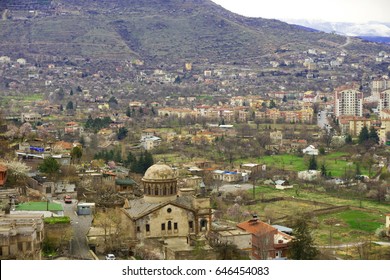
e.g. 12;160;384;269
210;0;390;23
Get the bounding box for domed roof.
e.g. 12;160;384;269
143;163;176;181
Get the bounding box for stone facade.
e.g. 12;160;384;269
0;213;44;260
119;163;212;258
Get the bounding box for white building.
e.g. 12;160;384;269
302;145;319;156
334;89;363;117
140;136;161;150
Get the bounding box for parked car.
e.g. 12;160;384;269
64;195;72;204
105;254;116;260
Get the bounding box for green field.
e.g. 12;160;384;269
313;210;384;245
236;152;369;177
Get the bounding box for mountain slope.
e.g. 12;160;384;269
0;0;389;67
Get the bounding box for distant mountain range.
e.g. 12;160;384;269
284;19;390;44
1;0;390;67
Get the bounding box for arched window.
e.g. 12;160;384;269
168;221;172;231
170;185;173;195
155;187;158;195
163;187;167;195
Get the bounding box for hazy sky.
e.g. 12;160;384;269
211;0;390;23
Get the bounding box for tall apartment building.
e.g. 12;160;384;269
334;89;363;117
379;89;390;112
372;77;389;100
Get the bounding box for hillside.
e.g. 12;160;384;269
0;0;389;67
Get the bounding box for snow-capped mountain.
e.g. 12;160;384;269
283;19;390;37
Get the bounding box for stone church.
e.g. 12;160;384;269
119;163;213;258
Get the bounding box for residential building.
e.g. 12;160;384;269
302;145;319;156
338;117;371;136
140;136;161;150
334;89;363;117
237;217;292;260
21;112;42;123
0;213;44;260
379;89;390;112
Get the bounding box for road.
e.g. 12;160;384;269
60;199;94;259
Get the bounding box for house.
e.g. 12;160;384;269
0;164;8;187
140;136;161;150
298;170;321;181
0;213;44;260
302;145;319;156
21;112;42;123
237;216;292;259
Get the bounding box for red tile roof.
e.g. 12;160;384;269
237;219;277;235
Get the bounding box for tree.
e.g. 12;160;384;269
345;134;353;144
38;157;60;177
66;101;73;110
117;127;128;140
269;100;276;109
320;164;327;177
308;155;318;170
213;242;248;260
70;146;83;163
108;96;118;105
289;217;319;260
358;126;369;144
368;127;379;144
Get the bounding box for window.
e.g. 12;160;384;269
137;226;140;232
167;208;172;213
189;221;194;232
146;224;150;232
168;221;172;230
174;222;178;230
161;223;165;231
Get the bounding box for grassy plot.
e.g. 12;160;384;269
236;152;369;177
313;210;384;245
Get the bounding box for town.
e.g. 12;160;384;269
0;0;390;261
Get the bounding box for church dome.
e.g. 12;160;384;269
142;163;178;203
143;163;176;181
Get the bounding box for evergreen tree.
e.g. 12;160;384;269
308;155;318;170
320;164;327;177
269;100;276;109
126;107;132;117
124;152;136;167
66;101;74;110
289;218;319;260
345;134;353;144
143;150;154;172
117;127;128;140
355;163;361;176
368;127;379;144
358;126;369;144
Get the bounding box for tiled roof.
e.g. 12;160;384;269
237;219;277;235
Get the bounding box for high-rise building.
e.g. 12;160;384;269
334;89;363;117
379;89;390;112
